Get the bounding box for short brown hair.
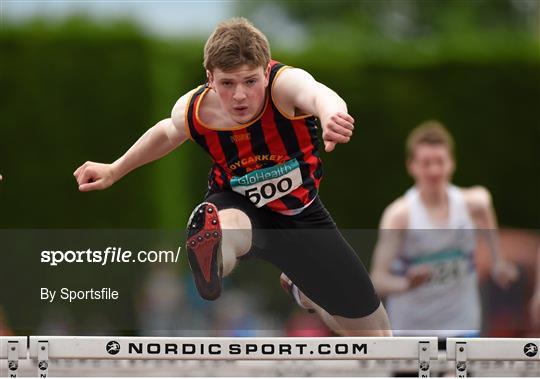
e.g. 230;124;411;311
406;120;455;159
204;17;271;72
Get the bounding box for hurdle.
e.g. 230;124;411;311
0;337;27;378
28;336;437;377
447;338;540;377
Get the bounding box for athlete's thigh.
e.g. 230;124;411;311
205;191;256;217
262;225;381;318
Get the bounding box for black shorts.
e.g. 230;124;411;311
203;191;380;318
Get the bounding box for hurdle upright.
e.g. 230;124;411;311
0;337;27;378
447;337;540;377
29;336;438;377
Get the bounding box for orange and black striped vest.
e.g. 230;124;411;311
185;60;323;215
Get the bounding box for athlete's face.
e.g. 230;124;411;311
407;144;455;190
208;64;270;124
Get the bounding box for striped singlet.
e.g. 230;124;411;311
185;61;323;215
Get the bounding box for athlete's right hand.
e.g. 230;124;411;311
406;265;433;290
74;161;116;192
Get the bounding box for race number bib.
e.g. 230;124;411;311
230;159;302;207
428;259;469;285
420;249;472;286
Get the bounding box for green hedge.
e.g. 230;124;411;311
0;21;157;228
314;62;540;229
1;18;538;334
2;20;538;230
159;51;540;229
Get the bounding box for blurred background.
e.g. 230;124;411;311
0;0;539;339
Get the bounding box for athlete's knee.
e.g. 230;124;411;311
218;208;253;259
332;304;392;337
219;208;252;230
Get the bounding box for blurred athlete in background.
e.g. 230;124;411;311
370;120;517;340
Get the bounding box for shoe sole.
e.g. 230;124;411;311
186;202;222;300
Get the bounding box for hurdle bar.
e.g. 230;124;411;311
29;336;437;377
447;338;540;377
0;337;27;378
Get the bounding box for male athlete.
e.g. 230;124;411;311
370;121;518;340
74;18;391;336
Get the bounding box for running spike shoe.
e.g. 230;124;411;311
186;202;223;300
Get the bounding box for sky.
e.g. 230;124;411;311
1;1;233;37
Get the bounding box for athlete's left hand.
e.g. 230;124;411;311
321;112;354;152
490;259;519;289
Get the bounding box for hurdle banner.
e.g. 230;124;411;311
28;336;438;377
0;337;27;378
446;338;540;378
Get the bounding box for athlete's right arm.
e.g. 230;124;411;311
370;199;432;297
74;90;193;192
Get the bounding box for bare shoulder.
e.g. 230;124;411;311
380;197;409;229
272;66;319;117
461;185;492;213
273;66;315;90
171;87;200;130
272;67;314;97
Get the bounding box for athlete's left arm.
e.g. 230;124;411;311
464;186;519;288
273;67;354;153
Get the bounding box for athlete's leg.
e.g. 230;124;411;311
281;272;390;336
202;191;265;276
218;208;252;276
296;289;392;336
266;198;391;336
188;191;272;300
